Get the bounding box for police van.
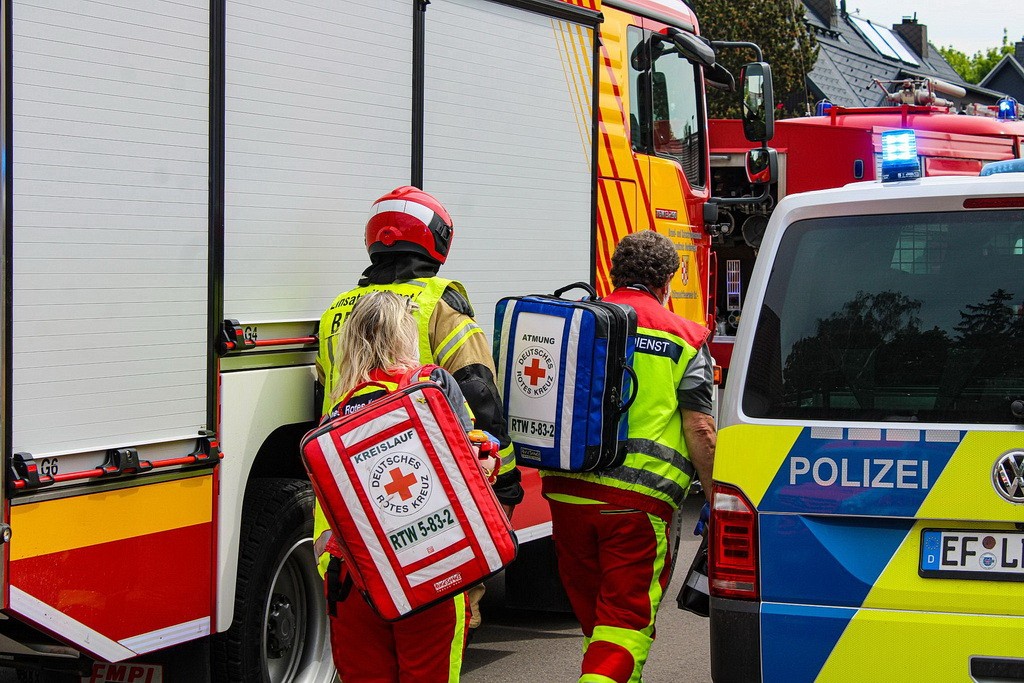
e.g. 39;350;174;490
709;132;1024;682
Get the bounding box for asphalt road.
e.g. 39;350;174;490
464;496;712;682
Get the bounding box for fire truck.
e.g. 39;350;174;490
1;0;768;680
705;92;1024;376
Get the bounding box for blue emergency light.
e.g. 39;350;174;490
980;158;1024;176
880;129;920;182
815;99;833;116
997;97;1018;120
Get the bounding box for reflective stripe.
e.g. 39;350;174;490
410;397;505;573
597;468;687;507
373;198;437;228
498;444;517;475
644;513;668;637
318;278;467;411
599;461;690;507
580;316;704;511
560;309;583;470
496;303;516;387
543;439;694;509
587;624;654;683
685;567;708;594
447;593;466;682
318;431;410;615
622;438;695;479
434;318;483;366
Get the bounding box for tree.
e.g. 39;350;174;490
782;290;939;410
690;0;819;119
938;30;1017;84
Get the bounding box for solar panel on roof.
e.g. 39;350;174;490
850;16;899;60
849;16;921;66
873;24;920;66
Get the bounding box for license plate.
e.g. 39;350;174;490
920;529;1024;581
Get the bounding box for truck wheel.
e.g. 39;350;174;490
668;507;684;577
213;478;335;683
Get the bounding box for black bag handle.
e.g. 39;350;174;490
619;365;639;413
552;281;598;300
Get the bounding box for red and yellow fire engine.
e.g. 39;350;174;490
0;0;765;679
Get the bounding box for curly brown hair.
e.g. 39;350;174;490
609;230;679;290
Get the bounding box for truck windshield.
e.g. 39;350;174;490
743;210;1024;423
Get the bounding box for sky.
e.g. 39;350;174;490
840;1;1022;55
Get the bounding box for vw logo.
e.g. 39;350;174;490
992;451;1024;504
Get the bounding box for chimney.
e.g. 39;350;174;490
1016;40;1024;65
804;0;835;27
893;14;928;59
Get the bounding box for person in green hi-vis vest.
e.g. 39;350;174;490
312;187;523;682
542;230;717;683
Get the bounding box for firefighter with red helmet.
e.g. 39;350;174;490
313;186;523;681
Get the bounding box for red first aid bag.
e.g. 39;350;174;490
300;366;517;621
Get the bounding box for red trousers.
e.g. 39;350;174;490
327;565;468;683
549;500;672;683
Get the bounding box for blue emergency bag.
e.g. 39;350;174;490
494;282;637;472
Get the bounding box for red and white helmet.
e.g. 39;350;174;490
365;186;454;264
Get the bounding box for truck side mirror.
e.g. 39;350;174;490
665;27;716;68
740;62;774;143
705;62;736;92
745;148;778;185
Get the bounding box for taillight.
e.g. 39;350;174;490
709;483;758;600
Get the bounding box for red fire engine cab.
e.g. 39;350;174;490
705;98;1024;375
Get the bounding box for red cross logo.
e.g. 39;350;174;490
523;357;547;386
383;467;418;501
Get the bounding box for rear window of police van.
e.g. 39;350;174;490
743;210;1024;424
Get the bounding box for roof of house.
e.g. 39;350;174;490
979;52;1024;90
802;4;1006;108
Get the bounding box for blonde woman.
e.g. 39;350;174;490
314;291;474;683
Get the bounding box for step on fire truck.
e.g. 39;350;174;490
1;0;769;680
705;79;1024;377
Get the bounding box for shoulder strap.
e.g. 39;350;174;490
397;364;441;389
331;378;392;416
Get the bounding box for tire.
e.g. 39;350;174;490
667;506;684;578
212;478;336;683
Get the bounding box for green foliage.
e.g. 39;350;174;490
938;29;1017;84
690;0;819;119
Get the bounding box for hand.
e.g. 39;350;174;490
313;530;332;558
469;431;501;484
694;502;710;536
501;504;515;521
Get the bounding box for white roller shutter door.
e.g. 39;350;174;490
10;0;210;456
224;1;414;322
423;0;595;334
